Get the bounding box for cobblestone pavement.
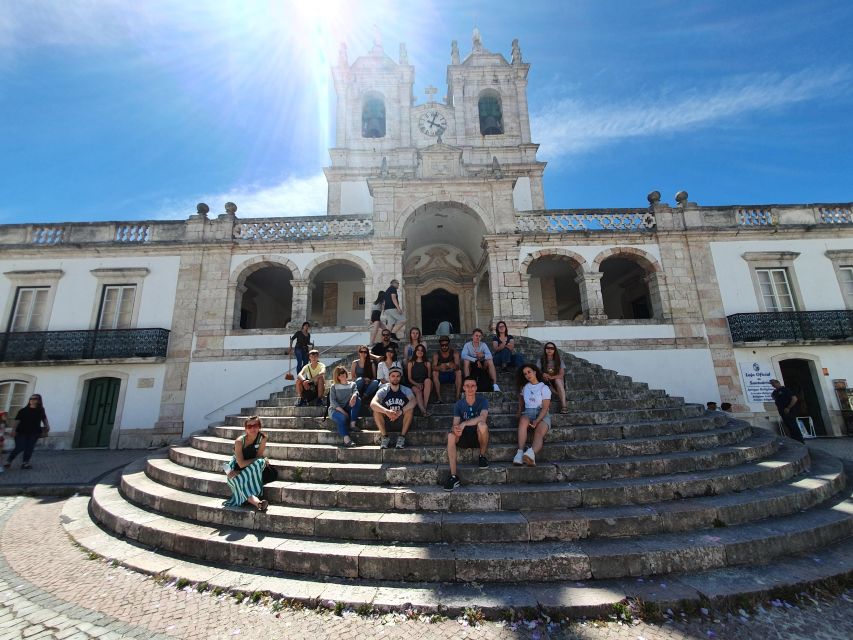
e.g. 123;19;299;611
0;496;851;639
0;448;150;492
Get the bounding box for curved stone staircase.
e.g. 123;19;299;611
68;335;853;616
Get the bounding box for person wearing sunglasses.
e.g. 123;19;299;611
223;416;269;511
370;330;399;362
5;393;50;470
351;345;379;401
539;342;568;414
431;335;462;402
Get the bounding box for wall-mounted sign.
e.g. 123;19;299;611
739;361;774;403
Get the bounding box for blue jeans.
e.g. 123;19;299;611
331;396;362;436
293;346;308;374
493;348;523;368
356;377;379;400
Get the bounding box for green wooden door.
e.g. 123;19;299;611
78;377;120;448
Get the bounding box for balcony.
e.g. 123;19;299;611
727;311;853;344
0;328;170;363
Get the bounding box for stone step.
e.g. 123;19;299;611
221;412;729;438
168;433;802;495
145;444;832;528
192;423;755;464
270;386;668;402
211;416;730;446
126;452;844;544
63;489;853;619
90;466;853;582
243;403;706;423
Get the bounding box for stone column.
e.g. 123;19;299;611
287;279;311;328
644;272;671;322
362;277;373;324
576;272;606;320
484;235;529;330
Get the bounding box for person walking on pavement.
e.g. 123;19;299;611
770;378;805;443
5;393;50;470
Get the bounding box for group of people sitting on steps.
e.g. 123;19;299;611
223;322;574;508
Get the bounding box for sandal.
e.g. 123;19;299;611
257;500;269;512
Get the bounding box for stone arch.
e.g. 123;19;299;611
478;88;504;135
302;252;373;285
594;247;664;320
521;248;587;277
302;253;373;327
523;249;586;322
591;246;662;272
227;256;300;330
394;197;492;238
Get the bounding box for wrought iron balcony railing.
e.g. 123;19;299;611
727;310;853;343
0;328;170;362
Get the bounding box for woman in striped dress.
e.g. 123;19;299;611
223;416;269;511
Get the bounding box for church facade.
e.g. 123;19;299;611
1;33;852;449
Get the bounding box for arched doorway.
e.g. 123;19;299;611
238;265;293;329
600;257;653;320
421;289;460;335
780;358;827;435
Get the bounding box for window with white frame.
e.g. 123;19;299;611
0;380;29;418
98;285;136;329
755;268;797;312
839;266;853;307
9;287;50;331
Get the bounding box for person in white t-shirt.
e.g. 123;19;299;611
513;364;551;467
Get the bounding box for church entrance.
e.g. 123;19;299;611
421;289;460;335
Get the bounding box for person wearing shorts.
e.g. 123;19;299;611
514;363;552;467
432;335;462;401
444;376;490;491
370;366;416;449
383;279;406;338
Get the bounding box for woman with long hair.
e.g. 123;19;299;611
491;320;523;371
407;343;433;417
513;364;551;467
328;366;360;447
403;326;422;362
539;342;568;414
376;345;401;384
5;393;50;470
223;416;269;511
368;291;387;345
351;345;379;401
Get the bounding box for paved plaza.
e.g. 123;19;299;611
0;437;849;638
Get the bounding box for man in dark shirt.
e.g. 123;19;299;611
370;329;398;361
770;379;804;443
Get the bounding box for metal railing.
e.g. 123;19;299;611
0;328;170;362
727;310;853;343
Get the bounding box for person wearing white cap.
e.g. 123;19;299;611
370;365;416;449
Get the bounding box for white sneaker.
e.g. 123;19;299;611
380;436;390;449
512;449;524;466
396;435;406;449
493;383;501;392
523;448;536;466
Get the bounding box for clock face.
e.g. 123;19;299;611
418;110;447;136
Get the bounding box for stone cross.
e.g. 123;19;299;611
424;86;437;101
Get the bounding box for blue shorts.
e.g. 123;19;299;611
523;407;551;429
439;370;457;384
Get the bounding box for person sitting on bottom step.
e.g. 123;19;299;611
370;366;416;449
460;328;500;392
444;376;490;491
514;364;552;467
296;349;326;406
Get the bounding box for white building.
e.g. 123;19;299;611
1;33;852;448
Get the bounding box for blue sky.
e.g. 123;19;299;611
1;0;851;224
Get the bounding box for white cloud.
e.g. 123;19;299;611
532;68;851;161
158;173;328;219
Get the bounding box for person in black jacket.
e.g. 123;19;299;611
6;393;50;470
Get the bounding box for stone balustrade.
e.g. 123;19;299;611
232;216;373;241
517;210;656;233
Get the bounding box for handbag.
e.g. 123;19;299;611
262;462;277;484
